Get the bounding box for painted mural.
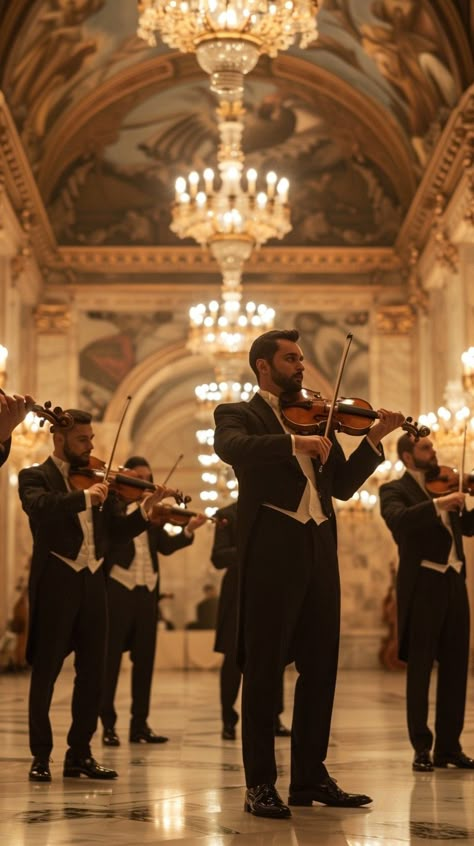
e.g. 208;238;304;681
1;0;466;250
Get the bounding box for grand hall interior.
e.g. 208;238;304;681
1;1;474;844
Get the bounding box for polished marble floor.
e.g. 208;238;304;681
0;665;473;845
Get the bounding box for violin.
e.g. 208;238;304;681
68;455;190;507
279;388;430;441
147;502;227;527
424;465;474;497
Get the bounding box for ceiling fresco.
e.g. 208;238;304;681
0;0;472;252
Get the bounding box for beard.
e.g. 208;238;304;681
269;365;302;395
63;440;90;467
416;454;439;478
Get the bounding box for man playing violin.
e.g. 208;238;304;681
213;328;405;818
380;434;474;772
0;390;35;467
18;409;169;783
100;455;207;747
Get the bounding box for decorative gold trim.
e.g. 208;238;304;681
375;305;415;335
0;92;58;267
57;245;401;277
33;303;71;334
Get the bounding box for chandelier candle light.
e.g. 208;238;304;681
137;0;320;100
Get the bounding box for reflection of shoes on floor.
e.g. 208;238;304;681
413;750;434;772
29;756;51;782
102;727;120;747
244;784;291;818
129;725;169;744
222;724;236;740
275;720;291;737
433;751;474;769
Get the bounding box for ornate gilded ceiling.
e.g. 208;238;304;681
0;0;473;284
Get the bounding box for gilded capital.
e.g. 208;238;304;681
34;303;71;333
375;305;415;334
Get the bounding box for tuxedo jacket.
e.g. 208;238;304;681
379;472;474;661
104;508;194;593
18;456;150;662
211;502;239;654
214;392;384;566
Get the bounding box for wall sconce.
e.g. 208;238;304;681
0;345;8;389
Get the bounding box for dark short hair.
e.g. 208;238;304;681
64;409;92;426
397;432;415;461
124;455;150;470
249;329;299;381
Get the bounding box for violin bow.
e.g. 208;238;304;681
323;333;353;439
162;453;184;486
99;395;132;509
459;423;467;513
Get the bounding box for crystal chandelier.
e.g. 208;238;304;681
137;0;320;100
418;349;474;461
173;101;285;369
195;378;257;510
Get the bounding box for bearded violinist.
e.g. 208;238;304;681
18;409;168;783
213;328;404;818
380;434;474;772
100;455;207;748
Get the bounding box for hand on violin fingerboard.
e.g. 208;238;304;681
366;409;406;447
0;392;35;442
294;434;332;463
186;513;208;532
88;482;109;506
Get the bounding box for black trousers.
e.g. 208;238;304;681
406;567;470;756
29;556;107;758
220;646;285;728
241;510;340;789
100;579;158;732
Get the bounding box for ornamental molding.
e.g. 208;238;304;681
375;305;416;335
0;92;58;269
397;85;474;254
57;245;401;278
33;303;71;334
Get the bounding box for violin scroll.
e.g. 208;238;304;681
30;401;74;431
402;418;431;441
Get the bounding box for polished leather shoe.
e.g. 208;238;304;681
29;757;51;782
222;724;236;740
434;751;474;769
413;750;434;772
102;727;120;747
275;720;291;737
289;776;372;807
244;784;291;818
129;725;168;744
63;754;118;779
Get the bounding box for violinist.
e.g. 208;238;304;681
17;409;168;783
213;328;404;819
379;434;474;773
100;455;207;747
0;389;35;467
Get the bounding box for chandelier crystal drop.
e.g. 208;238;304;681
138;0;320;98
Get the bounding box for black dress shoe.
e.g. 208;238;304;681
413;750;434;772
129;725;169;744
275;720;291;737
434;752;474;769
289;776;372;807
244;784;291;818
222;724;236;740
29;757;51;782
102;727;120;747
63;754;118;779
